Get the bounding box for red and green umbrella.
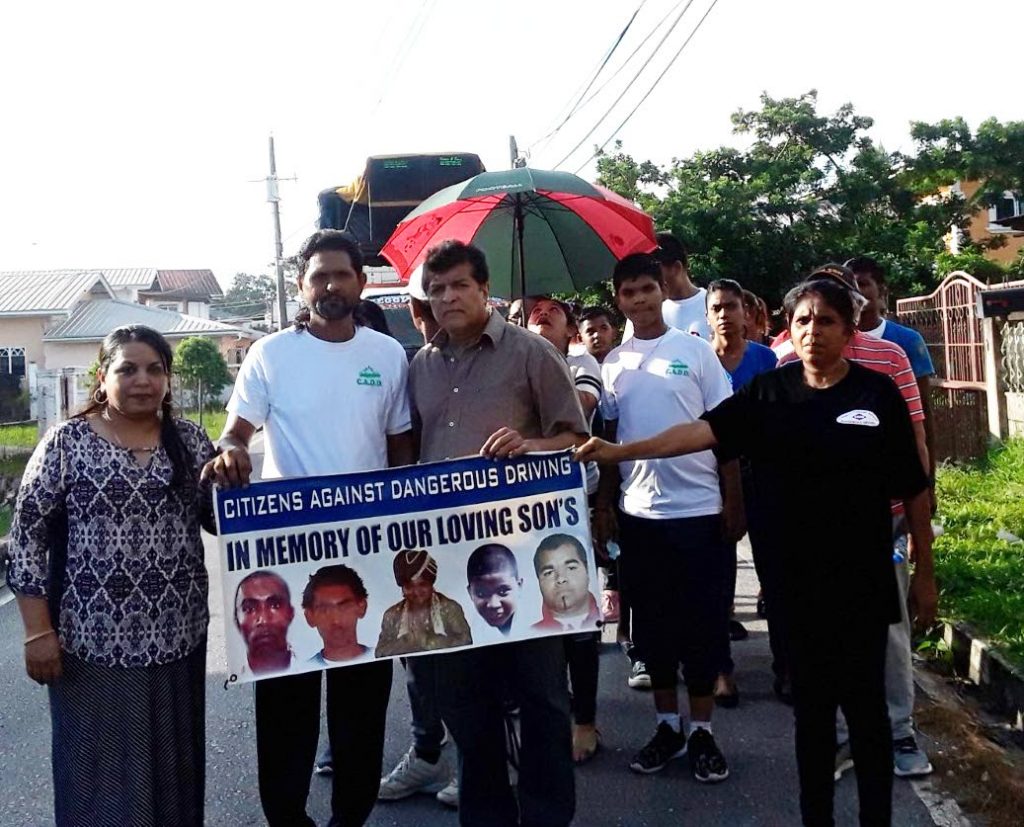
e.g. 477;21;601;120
380;167;656;298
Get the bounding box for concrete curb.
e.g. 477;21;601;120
943;620;1024;729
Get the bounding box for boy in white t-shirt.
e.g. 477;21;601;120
596;253;739;783
622;232;712;342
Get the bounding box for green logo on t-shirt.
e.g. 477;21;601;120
357;366;383;387
666;359;689;376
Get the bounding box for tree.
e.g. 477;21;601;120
593;93;1024;309
174;337;232;424
212;272;296;319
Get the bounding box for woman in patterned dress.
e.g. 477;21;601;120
7;325;216;827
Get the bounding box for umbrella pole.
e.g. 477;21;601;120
515;196;527;326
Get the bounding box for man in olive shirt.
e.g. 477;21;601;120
409;240;589;827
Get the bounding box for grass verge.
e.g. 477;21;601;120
0;421;38;451
182;408;228;443
934;439;1024;667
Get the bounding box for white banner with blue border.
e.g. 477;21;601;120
216;452;598;683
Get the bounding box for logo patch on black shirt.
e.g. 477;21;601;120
836;409;880;427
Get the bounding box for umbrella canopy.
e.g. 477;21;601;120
380;167;657;298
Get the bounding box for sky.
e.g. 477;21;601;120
1;0;1020;288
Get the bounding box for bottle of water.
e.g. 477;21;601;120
893;535;908;565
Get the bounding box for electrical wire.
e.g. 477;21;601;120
565;0;689;125
370;0;438;116
551;0;698;170
527;0;648;155
572;0;722;174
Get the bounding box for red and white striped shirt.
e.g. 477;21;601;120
776;330;924;422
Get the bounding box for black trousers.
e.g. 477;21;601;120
433;637;575;827
618;512;725;696
744;465;789;680
254;660;393;827
790;621;892;827
565;632;599;725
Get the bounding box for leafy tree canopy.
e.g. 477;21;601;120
212;272;296;319
174;337;232;411
588;91;1024;309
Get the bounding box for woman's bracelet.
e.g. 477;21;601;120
24;629;56;646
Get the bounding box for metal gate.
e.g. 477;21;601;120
897;272;989;461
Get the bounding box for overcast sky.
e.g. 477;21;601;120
1;0;1019;286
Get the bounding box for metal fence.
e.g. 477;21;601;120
1001;319;1024;438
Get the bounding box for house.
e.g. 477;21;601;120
0;270;256;432
139;269;224;318
947;181;1024;265
0;267;224;319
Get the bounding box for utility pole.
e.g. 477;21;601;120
263;135;296;330
509;135;526;169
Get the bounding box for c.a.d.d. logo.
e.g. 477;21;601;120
357;366;383;387
836;409;880;427
666;359;689;376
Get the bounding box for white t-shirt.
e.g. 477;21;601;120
622;289;712;342
227;326;411;479
567;351;602;495
601;327;732;519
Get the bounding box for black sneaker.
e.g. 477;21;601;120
687;728;729;783
627;660;652;690
629;723;687;774
728;620;749;641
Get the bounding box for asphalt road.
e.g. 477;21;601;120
0;445;948;825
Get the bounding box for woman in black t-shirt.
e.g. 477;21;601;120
577;278;937;827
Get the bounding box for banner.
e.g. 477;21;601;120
215;452;599;683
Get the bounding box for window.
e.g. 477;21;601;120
0;346;26;377
988;191;1023;229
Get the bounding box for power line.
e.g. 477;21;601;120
551;0;698;170
370;0;438;116
573;0;723;175
527;0;648;156
563;0;690;127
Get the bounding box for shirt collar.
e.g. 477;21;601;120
433;308;505;352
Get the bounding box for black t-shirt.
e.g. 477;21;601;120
702;361;928;625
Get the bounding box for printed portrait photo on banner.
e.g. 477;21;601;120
375;549;474;657
302;564;375;665
234;570;297;676
466;543;524;639
531;533;602;632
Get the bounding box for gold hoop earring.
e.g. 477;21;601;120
93;388;107;404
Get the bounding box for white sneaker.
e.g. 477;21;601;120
378;746;449;800
435;775;459;808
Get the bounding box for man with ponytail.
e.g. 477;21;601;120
203;229;414;827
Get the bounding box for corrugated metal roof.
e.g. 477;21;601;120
96;268;159;288
0;268;157;290
153;270;223;299
0;270;113;314
43;299;247;341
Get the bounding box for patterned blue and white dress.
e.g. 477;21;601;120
8;416;215;827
